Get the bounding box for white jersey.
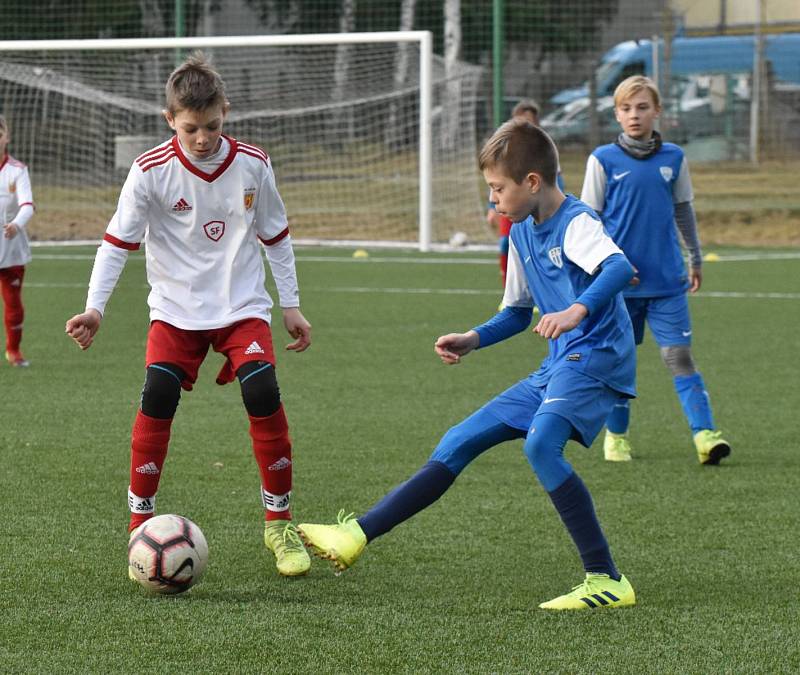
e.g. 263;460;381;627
0;154;34;269
86;135;300;330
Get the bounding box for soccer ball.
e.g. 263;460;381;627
449;231;469;247
128;514;208;594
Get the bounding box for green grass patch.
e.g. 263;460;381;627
1;246;799;672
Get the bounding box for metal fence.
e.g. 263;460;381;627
1;0;798;162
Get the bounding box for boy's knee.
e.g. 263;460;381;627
660;345;696;377
429;423;476;475
141;363;184;419
238;361;280;417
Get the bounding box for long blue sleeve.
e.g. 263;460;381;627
473;305;533;349
575;253;634;315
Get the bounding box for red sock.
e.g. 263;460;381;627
1;267;24;352
499;254;508;287
128;411;172;532
249;406;293;522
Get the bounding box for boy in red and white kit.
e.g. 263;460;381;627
0;115;35;367
66;53;312;577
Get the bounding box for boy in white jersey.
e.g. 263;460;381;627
581;76;731;465
299;120;638;610
0;115;35;367
65;53;312;577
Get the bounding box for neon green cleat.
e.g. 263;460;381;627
539;573;635;610
264;521;311;577
127;525;142;582
604;431;632;462
694;429;731;465
297;510;367;573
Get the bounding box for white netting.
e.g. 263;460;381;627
0;38;486;246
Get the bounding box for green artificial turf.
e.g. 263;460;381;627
1;245;798;673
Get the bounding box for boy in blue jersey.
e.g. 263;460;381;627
299;120;639;610
581;76;731;465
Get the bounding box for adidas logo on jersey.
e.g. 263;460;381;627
245;341;265;355
172;197;193;212
267;457;292;471
135;461;160;475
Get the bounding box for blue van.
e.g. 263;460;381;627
551;33;800;105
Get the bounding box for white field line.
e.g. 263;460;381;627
25;281;799;300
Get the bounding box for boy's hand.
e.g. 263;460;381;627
283;307;311;352
435;331;480;365
688;267;702;293
65;309;102;350
533;303;588;340
3;223;19;239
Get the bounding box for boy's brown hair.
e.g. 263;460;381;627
614;75;661;108
165;51;227;114
511;99;540;120
479;118;558;186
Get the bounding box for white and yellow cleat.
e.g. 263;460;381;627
604;431;632;462
694;429;731;465
539;573;635;610
297;510;367;573
264;521;311;577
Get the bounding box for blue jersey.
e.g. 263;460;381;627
582;142;692;298
506;195;636;397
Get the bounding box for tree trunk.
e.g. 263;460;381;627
442;0;462;150
385;0;417;149
329;0;356;144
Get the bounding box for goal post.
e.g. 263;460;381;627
0;32;484;251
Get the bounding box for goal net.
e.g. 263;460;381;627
0;33;486;250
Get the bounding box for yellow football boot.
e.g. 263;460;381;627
694;429;731;465
603;431;632;462
264;521;311;576
297;510;367;573
539;573;635;610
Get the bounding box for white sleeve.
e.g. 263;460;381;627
11;167;34;227
580;155;607;212
105;164;149;245
501;237;535;308
672;157;694;203
264;235;300;308
255;158;289;243
85;240;130;316
563;212;623;275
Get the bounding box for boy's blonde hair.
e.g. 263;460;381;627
165;51;227;114
478;118;558;186
614;75;661;108
0;115;8;133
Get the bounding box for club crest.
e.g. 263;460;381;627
244;187;256;210
659;166;673;182
203;220;225;242
548;246;563;269
8;181;15;194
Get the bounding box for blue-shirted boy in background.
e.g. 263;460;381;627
581;76;731;465
300;120;638;610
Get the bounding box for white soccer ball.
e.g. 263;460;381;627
449;231;469;247
128;514;208;594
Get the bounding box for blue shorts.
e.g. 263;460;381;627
624;294;692;347
482;368;621;448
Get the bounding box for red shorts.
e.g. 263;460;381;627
145;318;276;391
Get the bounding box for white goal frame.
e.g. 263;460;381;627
0;31;434;251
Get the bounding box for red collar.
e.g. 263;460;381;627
0;153;8;172
172;135;237;182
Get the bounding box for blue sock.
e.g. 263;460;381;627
674;373;714;433
358;461;456;542
605;398;630;434
547;472;620;580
